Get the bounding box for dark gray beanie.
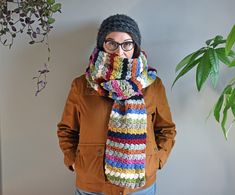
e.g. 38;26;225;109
97;14;141;50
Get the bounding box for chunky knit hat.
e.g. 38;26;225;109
97;14;141;50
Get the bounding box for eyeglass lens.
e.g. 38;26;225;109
105;40;134;51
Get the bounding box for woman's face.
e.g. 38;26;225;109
103;32;134;59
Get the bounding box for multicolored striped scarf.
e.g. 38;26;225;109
85;48;157;189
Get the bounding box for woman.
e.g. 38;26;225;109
57;14;176;195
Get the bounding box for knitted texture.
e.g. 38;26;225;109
85;48;157;189
97;14;141;49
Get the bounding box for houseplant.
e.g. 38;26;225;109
172;25;235;140
0;0;61;95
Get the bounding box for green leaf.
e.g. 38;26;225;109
51;3;61;13
225;24;235;55
214;95;224;122
211;40;226;48
47;17;55;24
208;48;219;88
196;51;212;91
228;49;235;58
228;59;235;67
175;48;205;72
215;48;231;65
228;88;235;106
213;35;223;42
214;35;223;41
220;87;235;140
206;38;214;46
229;77;235;85
231;105;235;117
211;35;226;48
175;52;195;72
47;0;55;5
221;105;229;140
223;85;233;95
172;57;202;89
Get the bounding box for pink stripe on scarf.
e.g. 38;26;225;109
111;80;128;99
106;154;145;165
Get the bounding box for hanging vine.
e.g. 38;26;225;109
0;0;61;95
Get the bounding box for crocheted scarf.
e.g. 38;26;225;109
85;48;157;189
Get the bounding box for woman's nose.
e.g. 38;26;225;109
115;46;125;56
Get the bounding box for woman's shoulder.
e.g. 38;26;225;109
151;76;164;89
72;74;86;85
70;74;87;94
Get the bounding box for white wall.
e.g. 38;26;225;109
1;0;235;194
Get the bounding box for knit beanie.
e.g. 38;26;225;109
97;14;141;50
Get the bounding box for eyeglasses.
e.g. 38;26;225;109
104;39;135;52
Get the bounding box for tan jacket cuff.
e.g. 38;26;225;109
157;149;168;169
64;150;76;171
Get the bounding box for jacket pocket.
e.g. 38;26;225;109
75;143;106;184
145;144;159;179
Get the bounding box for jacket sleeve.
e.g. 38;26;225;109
154;78;176;169
57;79;80;171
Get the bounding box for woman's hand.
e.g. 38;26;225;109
68;163;75;172
72;163;75;171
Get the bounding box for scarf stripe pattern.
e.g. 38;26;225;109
86;48;157;189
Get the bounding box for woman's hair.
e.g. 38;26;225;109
133;43;141;58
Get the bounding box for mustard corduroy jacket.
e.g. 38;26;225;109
57;75;176;195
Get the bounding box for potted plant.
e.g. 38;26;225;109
172;25;235;140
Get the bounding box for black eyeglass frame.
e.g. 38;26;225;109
104;39;135;51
